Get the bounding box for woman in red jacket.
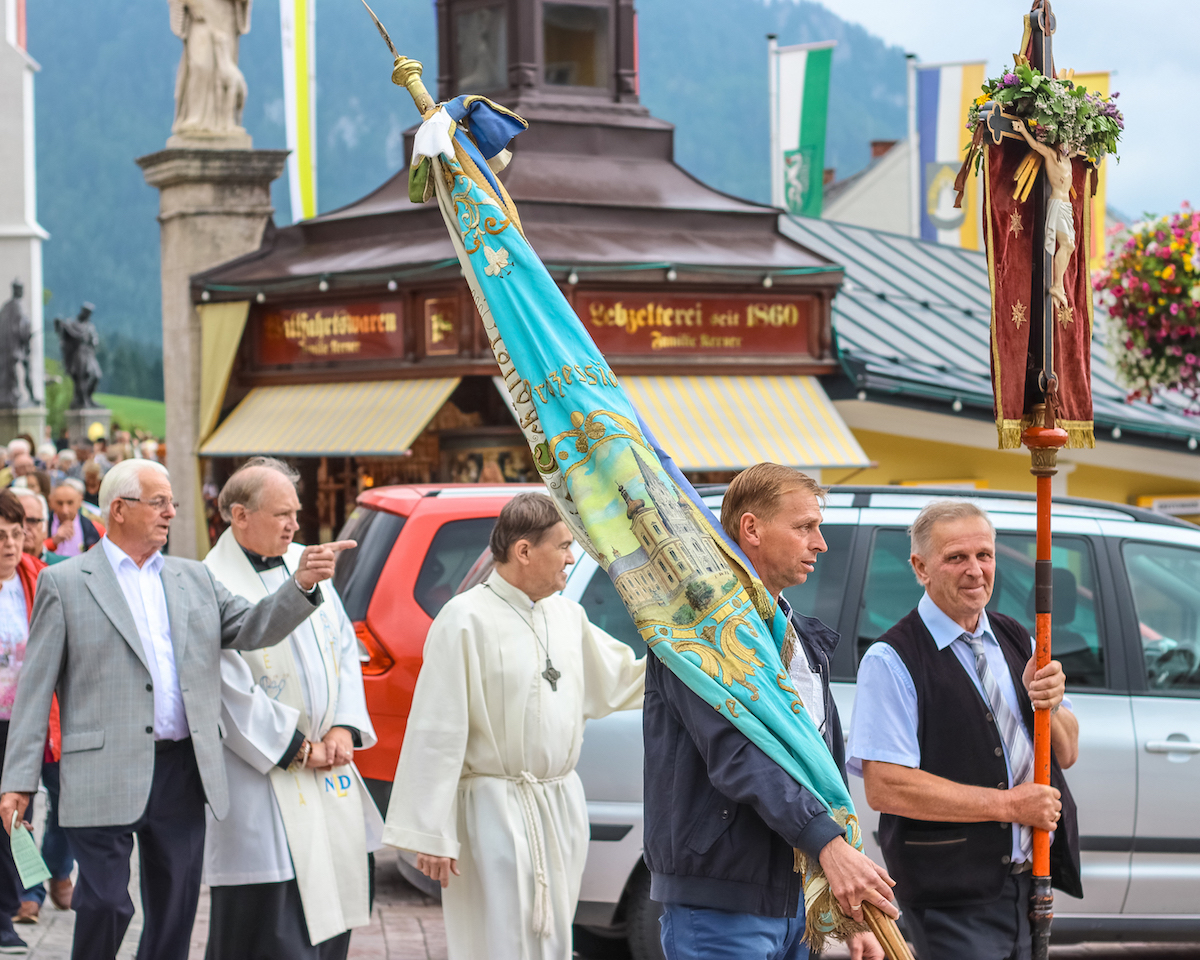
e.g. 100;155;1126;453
0;488;45;950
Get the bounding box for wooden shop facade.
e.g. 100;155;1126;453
192;0;869;542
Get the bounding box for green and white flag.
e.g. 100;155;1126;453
769;39;835;217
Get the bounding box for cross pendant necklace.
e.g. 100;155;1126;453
485;583;561;691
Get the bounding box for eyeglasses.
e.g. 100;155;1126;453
120;496;179;512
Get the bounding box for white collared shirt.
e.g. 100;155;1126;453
101;537;190;740
777;594;826;734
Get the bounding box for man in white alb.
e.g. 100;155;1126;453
384;492;646;960
202;458;382;960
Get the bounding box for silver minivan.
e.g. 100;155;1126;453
562;486;1200;958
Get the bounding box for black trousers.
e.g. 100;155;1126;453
901;872;1033;960
206;879;351;960
64;738;206;960
0;721;25;934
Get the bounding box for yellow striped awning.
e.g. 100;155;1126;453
620;375;870;470
200;378;460;456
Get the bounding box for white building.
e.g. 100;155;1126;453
822;139;912;236
0;0;46;408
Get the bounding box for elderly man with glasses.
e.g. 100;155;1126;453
0;459;356;960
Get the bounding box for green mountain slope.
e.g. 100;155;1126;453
28;0;905;386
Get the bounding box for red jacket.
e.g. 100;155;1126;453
14;553;59;763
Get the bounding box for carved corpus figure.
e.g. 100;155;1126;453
0;280;36;408
54;303;102;410
1012;118;1077;311
169;0;252;138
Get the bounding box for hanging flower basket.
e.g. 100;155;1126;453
1096;205;1200;410
965;61;1123;168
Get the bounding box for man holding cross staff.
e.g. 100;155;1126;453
912;1;1109;956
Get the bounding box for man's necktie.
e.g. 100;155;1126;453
964;634;1034;861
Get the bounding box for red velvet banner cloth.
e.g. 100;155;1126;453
983;142;1095;448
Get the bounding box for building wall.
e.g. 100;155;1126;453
827;426;1200;495
0;1;46;407
822;140;912;236
823;419;1200;522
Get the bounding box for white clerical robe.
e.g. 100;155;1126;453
202;530;383;941
384;569;646;960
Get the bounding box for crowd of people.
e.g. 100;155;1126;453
0;448;1077;960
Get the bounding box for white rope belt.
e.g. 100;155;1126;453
462;771;567;938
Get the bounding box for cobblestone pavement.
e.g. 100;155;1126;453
11;817;1200;960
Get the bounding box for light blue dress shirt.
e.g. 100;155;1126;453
847;592;1069;864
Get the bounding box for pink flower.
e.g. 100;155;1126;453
1188;354;1198;365
1171;303;1181;315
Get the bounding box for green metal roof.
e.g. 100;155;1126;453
781;215;1200;448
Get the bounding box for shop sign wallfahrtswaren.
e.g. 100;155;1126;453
577;293;816;356
255;301;406;366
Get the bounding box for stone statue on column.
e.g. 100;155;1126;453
168;0;253;146
0;280;37;409
140;0;286;556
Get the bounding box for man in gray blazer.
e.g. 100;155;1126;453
0;459;355;960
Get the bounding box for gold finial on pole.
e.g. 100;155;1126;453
359;0;437;118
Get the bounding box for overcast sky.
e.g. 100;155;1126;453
812;0;1192;221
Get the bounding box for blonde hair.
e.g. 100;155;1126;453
720;463;825;543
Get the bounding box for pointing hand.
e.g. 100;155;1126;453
294;540;357;591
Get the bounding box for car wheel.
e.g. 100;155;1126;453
624;865;665;960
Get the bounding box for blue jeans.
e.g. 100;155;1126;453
660;898;809;960
22;761;75;906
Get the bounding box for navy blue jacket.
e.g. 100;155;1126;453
643;610;848;918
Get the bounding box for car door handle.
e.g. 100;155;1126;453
1145;739;1200;754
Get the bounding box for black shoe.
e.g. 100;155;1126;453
0;928;27;954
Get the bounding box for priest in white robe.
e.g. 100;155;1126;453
384;492;645;960
202;458;383;960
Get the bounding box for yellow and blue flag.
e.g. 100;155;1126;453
916;60;986;249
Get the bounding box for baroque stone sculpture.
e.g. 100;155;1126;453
55;303;102;410
169;0;253;141
0;280;37;409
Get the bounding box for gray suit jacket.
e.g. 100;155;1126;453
0;545;321;826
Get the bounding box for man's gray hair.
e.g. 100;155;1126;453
218;457;300;522
53;478;86;496
6;438;30;460
909;500;995;559
99;459;170;523
11;486;48;523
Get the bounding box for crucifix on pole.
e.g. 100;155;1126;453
1018;9;1068;960
956;0;1102;954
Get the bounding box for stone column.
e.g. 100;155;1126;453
136;148;286;559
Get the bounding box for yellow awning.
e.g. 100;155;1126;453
200;378;460;457
620;375;870;470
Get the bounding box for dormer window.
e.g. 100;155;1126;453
542;3;608;88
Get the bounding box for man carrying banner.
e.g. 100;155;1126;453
848;501;1081;960
383;492;646;960
644;464;895;960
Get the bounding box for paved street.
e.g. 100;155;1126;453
11;833;1200;960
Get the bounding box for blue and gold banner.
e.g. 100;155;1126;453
414;96;861;948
